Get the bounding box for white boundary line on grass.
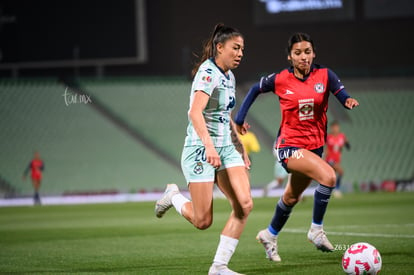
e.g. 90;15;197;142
283;228;414;239
0;188;309;207
328;223;414;229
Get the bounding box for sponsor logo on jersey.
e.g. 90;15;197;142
221;78;234;89
314;83;325;93
285;89;294;95
219;116;230;123
205;68;213;74
298;98;314;120
226;96;236;110
202;75;212;83
193;162;204;175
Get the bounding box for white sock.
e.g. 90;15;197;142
311;223;323;231
171;193;190;216
212;235;239;267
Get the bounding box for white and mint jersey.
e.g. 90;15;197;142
184;58;237;147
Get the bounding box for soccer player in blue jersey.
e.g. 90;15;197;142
235;33;359;262
155;23;252;275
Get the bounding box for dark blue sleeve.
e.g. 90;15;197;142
235;74;276;125
260;73;276;93
235;82;261;125
328;69;350;107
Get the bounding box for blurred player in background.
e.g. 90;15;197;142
238;129;260;165
155;23;252;275
325;120;350;198
23;151;44;205
235;32;359;261
263;156;290;197
264;141;289;197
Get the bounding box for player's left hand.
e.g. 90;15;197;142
345;98;359;109
243;151;251;170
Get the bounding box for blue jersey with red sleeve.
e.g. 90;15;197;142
235;64;350;150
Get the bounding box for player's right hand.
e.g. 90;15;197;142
236;122;250;135
205;145;221;169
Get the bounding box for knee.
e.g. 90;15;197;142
193;216;213;230
234;197;253;219
242;197;254;216
322;168;337;188
283;195;300;206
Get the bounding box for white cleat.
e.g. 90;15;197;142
155;183;179;218
307;227;334;252
256;229;281;262
208;265;245;275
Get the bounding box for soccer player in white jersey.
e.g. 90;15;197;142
155;23;252;275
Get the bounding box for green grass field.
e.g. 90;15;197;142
1;192;413;274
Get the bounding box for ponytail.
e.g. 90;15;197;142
192;23;243;77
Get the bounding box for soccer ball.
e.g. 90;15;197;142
342;242;382;275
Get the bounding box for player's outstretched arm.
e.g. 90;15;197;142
234;82;261;131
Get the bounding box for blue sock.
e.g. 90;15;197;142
313;184;334;225
268;198;293;235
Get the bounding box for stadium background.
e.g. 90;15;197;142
0;0;413;197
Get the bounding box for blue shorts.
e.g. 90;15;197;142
181;145;244;184
274;146;324;173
